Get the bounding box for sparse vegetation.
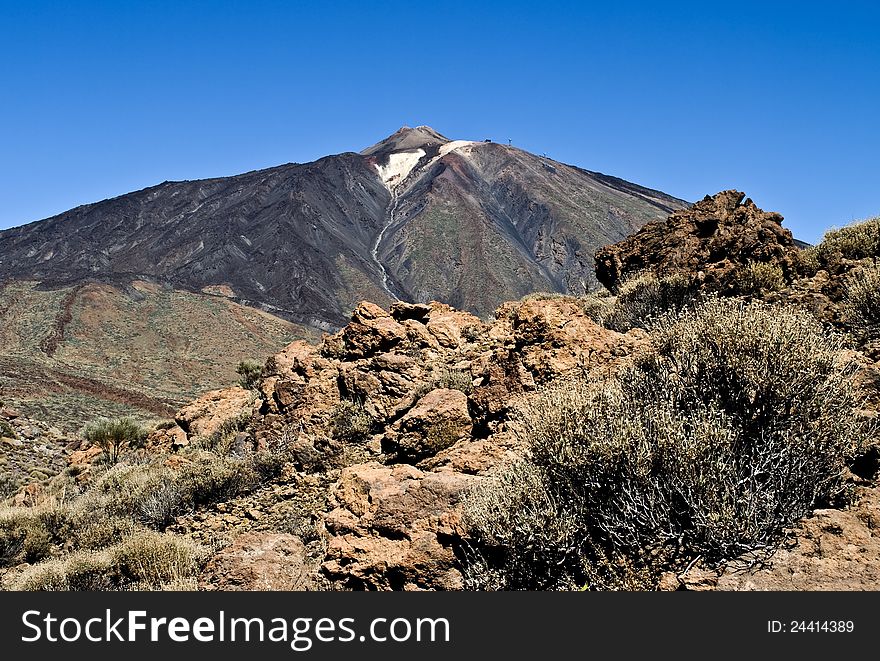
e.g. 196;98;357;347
0;420;15;439
236;360;264;390
813;217;880;263
434;367;474;395
463;298;868;590
603;271;698;332
844;263;880;338
82;417;148;464
735;261;785;294
329;399;372;443
195;410;252;455
10;531;205;591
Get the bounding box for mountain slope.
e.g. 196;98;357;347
0;279;314;430
0;126;686;328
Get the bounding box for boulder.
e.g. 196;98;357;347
322;462;479;590
175;387;252;440
388;389;472;461
199;532;315;591
341;301;408;359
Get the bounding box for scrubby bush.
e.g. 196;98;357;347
236;360;263;390
111;530;205;587
579;292;614;325
330;400;372;443
0;474;19;500
844;264;880;339
603;272;698;332
735;261;785;294
0;420;15;439
794;246;821;276
463;298;869;590
813;217;880;263
82;417;148;464
10;532;205;591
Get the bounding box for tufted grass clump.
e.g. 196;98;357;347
463;298;869;590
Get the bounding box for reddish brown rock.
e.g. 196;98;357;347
714;486;880;591
199;532;315;591
596;190;799;292
175;387;253;440
322;462;479;590
341;301;408;359
67;444;103;467
0;407;19;421
387;389;473;461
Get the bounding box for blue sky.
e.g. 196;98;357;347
1;1;878;242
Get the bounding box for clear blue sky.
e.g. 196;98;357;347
1;1;878;242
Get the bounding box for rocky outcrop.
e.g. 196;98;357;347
387;389;472;461
595;190;799;292
239;295;647;588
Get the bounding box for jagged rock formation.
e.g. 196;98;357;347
595;190;798;291
154;296;645;589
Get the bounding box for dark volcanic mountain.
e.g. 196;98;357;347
0;126;685;329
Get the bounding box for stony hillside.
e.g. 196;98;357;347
0;279;313;431
3;191;877;592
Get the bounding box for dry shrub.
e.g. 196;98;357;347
330;400;372;443
111;530;205;587
434;367;474;395
844;263;880;338
0;420;16;439
603;272;698;332
463;298;868;590
10;532;205;591
813;217;880;263
735;261;784;294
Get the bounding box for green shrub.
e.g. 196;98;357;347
735;261;785;294
814;217;880;263
236;360;263;390
603;272;698;332
844;264;880;339
463;298;868;590
82;417;148;464
0;420;15;439
330;400;372;443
